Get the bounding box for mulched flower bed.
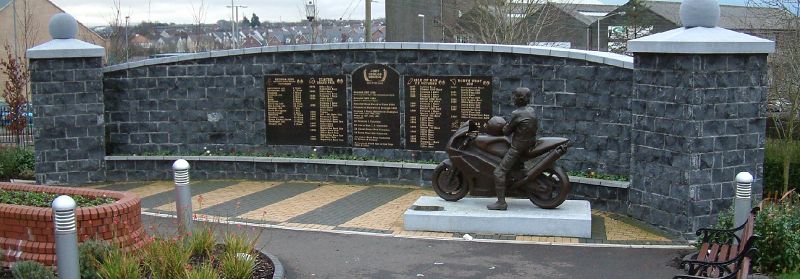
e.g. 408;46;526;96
0;189;116;207
184;243;274;279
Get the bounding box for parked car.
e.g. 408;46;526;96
767;98;791;116
0;104;33;127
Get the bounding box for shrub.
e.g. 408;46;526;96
141;238;191;279
0;146;33;180
219;252;255;279
79;239;116;279
187;264;220;279
97;247;141;279
188;225;216;258
708;195;800;275
755;196;800;274
11;261;56;279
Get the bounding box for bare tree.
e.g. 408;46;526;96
746;0;800;193
12;0;40;55
189;0;213;52
445;0;573;45
106;0;129;64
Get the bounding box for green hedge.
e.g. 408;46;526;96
764;139;800;194
0;146;34;181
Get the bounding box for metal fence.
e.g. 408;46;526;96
0;105;34;147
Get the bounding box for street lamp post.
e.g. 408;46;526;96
597;11;625;51
125;16;130;63
306;1;316;44
418;14;425;42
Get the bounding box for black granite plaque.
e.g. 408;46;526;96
265;75;348;146
405;76;492;150
351;65;401;148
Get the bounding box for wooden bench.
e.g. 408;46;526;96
674;207;759;279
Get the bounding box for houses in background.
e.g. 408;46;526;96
386;0;793;53
119;20;385;60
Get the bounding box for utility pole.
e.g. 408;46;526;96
226;1;247;48
229;0;235;48
125;16;130;62
365;0;371;42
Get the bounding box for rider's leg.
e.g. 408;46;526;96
489;147;520;210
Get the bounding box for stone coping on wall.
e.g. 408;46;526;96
104;155;629;189
102;42;634;73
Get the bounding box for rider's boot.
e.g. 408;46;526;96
487;186;508;210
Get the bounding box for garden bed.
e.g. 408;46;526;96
0;183;146;267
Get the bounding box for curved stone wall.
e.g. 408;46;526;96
102;43;634;176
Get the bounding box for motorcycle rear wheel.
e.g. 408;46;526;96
529;167;571;209
432;162;469;201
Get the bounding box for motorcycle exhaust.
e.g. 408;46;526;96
512;144;569;189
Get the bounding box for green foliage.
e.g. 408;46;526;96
187;264;220;279
567;170;629;182
219;252;255;279
11;261;56;279
97;247;142;279
0;146;33;180
0;190;116;207
79;239;116;279
141;238;191;279
188;225;216;258
708;196;800;275
754;197;800;274
695;209;736;249
223;231;255;256
776;272;800;279
764;139;800;194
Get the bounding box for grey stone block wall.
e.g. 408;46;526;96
630;53;767;237
102;50;633;176
30;57;106;185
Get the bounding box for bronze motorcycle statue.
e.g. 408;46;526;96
431;117;572;209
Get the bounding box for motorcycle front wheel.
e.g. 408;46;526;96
432;162;469;201
529;166;571;209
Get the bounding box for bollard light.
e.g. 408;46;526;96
52;195;79;279
172;159;192;234
733;171;753;241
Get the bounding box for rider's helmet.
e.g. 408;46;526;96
486;116;506;136
512;87;531;107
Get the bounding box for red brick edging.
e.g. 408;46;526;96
0;183;147;267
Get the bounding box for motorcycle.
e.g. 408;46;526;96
431;119;572;209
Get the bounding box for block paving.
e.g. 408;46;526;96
93;180;686;245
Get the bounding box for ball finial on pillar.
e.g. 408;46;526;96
49;13;79;39
680;0;720;28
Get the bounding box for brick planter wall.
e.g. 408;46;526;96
0;183;147;267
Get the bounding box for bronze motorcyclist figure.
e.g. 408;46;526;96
488;87;538;210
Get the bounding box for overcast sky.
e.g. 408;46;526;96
50;0;388;26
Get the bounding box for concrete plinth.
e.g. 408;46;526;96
403;196;591;238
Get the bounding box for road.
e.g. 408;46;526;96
144;215;691;279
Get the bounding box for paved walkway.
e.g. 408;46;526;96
141;214;691;279
91;180;687;246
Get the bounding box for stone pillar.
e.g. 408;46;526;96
27;14;106;185
627;1;774;238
